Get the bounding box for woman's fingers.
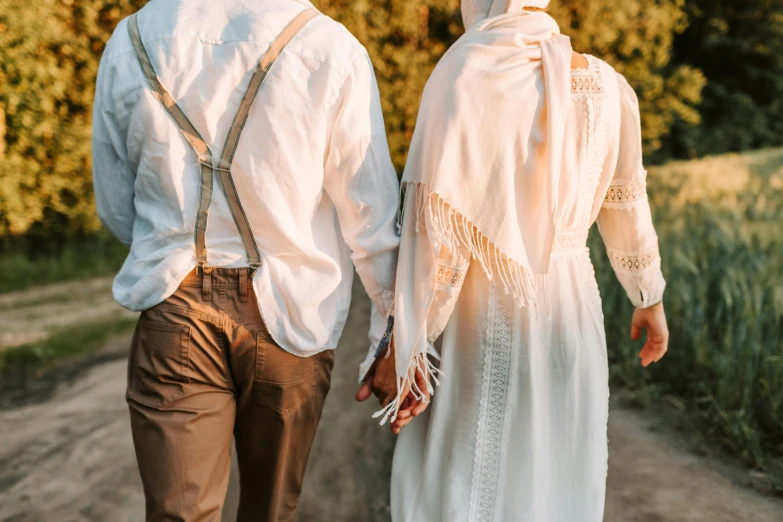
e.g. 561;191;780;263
639;342;655;367
391;404;419;434
396;398;413;420
632;302;669;367
630;323;642;341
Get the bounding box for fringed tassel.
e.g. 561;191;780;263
404;182;552;317
372;352;442;426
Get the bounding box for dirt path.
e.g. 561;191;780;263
1;279;782;522
0;276;135;350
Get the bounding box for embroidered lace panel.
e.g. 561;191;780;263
437;264;467;288
608;247;660;271
469;288;513;522
604;179;648;207
552;229;589;254
571;56;604;99
576;55;607;227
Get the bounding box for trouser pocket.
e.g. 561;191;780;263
254;333;317;416
127;316;191;408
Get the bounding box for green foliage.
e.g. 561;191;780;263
0;231;128;293
661;0;783;160
591;147;783;479
0;0;145;238
316;0;705;166
314;0;463;170
550;0;706;155
0;0;704;241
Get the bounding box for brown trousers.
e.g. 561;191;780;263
127;268;334;522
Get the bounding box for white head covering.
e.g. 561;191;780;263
380;0;576;424
403;0;573;290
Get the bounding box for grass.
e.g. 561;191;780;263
0;315;137;392
0;232;128;293
592;147;783;490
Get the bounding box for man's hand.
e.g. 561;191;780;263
631;301;669;367
356;342;400;407
356;341;432;434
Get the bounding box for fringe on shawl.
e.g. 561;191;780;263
404;182;551;314
373;183;553;426
372;352;441;426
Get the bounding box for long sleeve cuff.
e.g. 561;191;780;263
358;290;395;383
607;246;666;308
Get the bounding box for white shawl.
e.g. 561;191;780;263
376;0;575;424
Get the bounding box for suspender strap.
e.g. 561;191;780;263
213;8;319;268
127;9;319;270
128;13;215;267
219;8;319;167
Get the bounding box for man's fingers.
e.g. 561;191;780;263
355;379;374;402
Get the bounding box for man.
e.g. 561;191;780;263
92;0;399;520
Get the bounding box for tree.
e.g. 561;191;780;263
550;0;706;156
314;0;463;170
317;0;705;164
0;0;145;239
663;0;783;159
0;0;705;240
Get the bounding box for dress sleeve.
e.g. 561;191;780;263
365;184;470;423
596;74;666;309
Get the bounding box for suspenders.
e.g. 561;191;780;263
127;9;319;277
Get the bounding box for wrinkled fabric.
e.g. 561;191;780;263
92;0;399;358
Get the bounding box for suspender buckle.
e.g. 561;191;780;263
198;156;231;173
249;263;261;276
197;263;206;276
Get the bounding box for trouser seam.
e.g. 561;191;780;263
218;324;236;393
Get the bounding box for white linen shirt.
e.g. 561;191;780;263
92;0;400;357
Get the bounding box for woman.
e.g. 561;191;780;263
357;1;669;521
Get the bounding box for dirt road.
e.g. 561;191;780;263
0;276;135;350
2;279;782;522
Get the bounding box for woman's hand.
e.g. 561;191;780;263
631;301;669;367
389;371;430;435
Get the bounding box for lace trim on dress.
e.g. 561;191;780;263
469;287;514;522
437;264;467;288
608;246;660;271
576;55;607;228
603;179;648;208
571;55;604;99
552;229;589;254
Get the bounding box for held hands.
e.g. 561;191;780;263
355;340;431;435
631;301;669;367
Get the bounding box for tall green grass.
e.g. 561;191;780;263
591;148;783;481
0;232;128;293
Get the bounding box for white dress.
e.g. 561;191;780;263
390;56;666;522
